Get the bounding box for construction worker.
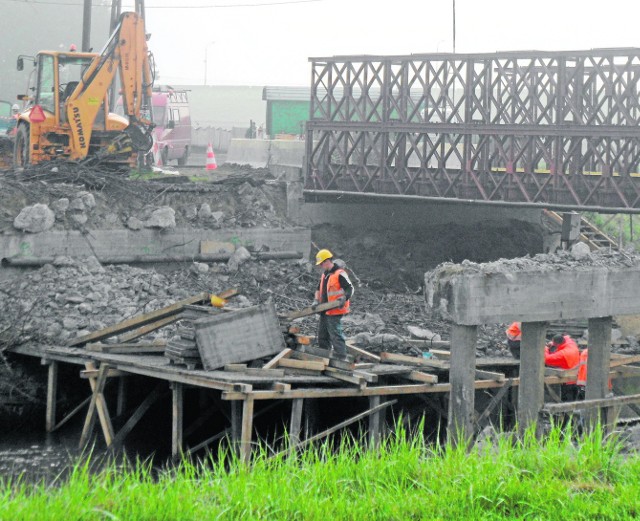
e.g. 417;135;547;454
314;248;354;355
576;348;589;399
505;321;521;359
545;333;580;401
576;348;612;399
6;104;19;136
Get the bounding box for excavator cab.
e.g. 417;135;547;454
13;51;119;167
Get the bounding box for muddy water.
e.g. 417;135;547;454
0;414;167;485
0;427;87;484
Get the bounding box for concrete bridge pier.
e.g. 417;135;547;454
427;264;640;443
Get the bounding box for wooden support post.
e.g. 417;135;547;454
46;361;58;432
474;380;513;437
369;395;383;447
518;321;547;436
231;401;242;444
79;363;110;448
275;400;397;458
52;396;91;432
586;317;613;433
83;362;115;447
289;398;304;450
187;401;281;457
172;383;184;459
116;377;127;417
240;397;255;464
112;383;165;448
447;324;477;446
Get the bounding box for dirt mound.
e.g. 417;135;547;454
311;219;543;292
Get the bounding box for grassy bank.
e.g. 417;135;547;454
1;425;639;520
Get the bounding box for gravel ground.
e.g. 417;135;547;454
2;163;640;411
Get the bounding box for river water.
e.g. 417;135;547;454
0;410;170;485
0;425;88;484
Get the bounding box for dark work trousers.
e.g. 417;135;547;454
561;384;580;402
507;339;521;359
317;313;347;355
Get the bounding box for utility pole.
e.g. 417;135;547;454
82;0;92;51
452;0;456;53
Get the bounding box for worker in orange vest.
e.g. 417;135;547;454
576;349;589;399
545;333;580;401
505;321;521;359
314;248;354;355
576;348;612;399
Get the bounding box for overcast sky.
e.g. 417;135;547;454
138;0;640;86
9;0;640;88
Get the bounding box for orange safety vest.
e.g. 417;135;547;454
576;349;612;389
576;349;588;386
317;269;350;316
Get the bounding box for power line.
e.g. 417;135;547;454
3;0;321;7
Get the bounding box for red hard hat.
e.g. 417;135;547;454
69;44;77;51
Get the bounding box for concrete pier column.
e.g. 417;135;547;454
517;321;547;436
586;317;613;432
448;324;478;445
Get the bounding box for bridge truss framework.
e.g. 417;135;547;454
305;48;640;212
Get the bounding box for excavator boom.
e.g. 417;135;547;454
66;11;153;160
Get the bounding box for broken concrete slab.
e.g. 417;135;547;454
144;207;176;229
13;204;55;233
425;253;640;325
195;301;285;370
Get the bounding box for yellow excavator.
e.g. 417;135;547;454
8;11;154;169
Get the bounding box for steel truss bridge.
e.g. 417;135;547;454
304;49;640;213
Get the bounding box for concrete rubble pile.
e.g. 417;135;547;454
0;165;289;234
0;255;432;351
0;257;293;347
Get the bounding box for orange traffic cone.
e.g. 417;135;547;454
206;143;217;170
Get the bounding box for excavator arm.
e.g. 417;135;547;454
66;11;153;161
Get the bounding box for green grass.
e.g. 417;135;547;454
1;424;639;520
584;212;640;252
128;170;167;181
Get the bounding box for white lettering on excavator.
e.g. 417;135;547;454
72;106;86;149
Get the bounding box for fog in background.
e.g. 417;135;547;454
0;1;110;102
1;0;640;101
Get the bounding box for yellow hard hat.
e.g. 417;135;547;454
315;248;333;265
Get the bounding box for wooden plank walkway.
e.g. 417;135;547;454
8;342;640;463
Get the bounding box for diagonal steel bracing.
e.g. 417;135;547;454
306;49;640;212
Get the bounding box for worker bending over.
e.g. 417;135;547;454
314;248;354;355
545;333;580;401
